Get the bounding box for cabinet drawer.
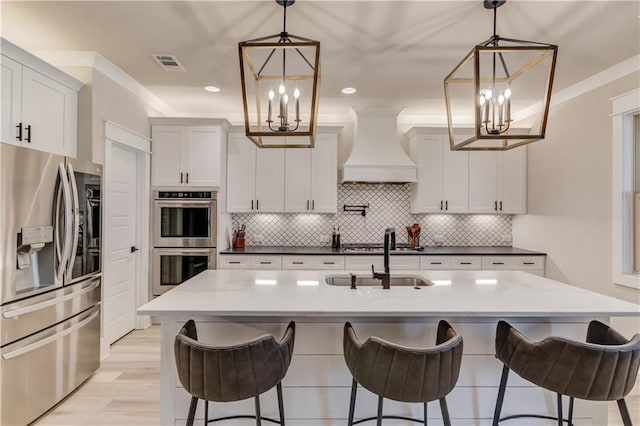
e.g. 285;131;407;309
282;256;314;270
390;256;420;270
313;256;345;270
481;256;545;271
219;255;251;269
251;256;282;270
420;256;451;270
345;256;383;271
449;256;481;270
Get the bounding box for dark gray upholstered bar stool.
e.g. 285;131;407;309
343;321;463;426
493;320;640;426
174;320;295;426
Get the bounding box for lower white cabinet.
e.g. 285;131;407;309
220;254;545;276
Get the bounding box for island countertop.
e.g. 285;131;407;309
138;269;638;318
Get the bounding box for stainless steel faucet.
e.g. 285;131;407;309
372;228;396;289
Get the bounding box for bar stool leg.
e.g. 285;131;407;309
276;382;285;426
568;397;574;426
186;396;198;426
423;402;428;426
204;400;209;425
439;397;451;426
556;394;563;426
254;396;262;426
492;365;510;426
617;399;632;426
348;379;357;426
376;396;383;426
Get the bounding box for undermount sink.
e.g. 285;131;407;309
325;274;434;288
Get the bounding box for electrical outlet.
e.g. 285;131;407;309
320;235;331;243
433;235;444;244
253;234;264;244
501;234;513;243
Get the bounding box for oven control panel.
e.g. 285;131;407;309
156;191;213;199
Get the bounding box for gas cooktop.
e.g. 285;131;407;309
341;243;424;253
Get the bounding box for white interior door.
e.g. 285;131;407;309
105;144;138;345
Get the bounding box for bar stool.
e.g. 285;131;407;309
174;320;295;426
492;320;640;426
343;320;463;426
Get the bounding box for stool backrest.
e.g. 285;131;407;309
174;320;295;402
343;320;463;403
495;320;640;401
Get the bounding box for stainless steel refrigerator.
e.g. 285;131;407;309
0;144;102;425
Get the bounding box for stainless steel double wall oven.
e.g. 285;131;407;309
152;191;216;296
0;144;102;425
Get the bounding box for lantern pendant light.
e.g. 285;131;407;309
444;0;558;151
239;0;320;148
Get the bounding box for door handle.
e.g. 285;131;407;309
25;125;32;143
130;246;139;253
16;123;22;141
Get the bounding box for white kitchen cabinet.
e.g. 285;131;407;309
250;255;282;270
481;256;545;274
282;255;345;270
284;134;338;213
151;125;222;187
1;39;81;157
469;148;527;213
409;132;469;213
227;133;285;213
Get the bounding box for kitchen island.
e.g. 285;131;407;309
138;269;639;425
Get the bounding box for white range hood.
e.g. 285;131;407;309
340;107;417;183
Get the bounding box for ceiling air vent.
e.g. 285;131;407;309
152;54;186;72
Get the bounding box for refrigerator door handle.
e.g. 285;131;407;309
65;163;80;282
2;279;100;319
55;163;73;283
1;306;100;360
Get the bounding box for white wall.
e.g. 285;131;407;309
513;72;640;312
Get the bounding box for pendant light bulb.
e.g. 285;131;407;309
279;84;286;95
293;88;300;99
268;90;275;100
283;93;289;105
498;94;505;105
485;89;493;100
504;87;512;99
479;94;486;106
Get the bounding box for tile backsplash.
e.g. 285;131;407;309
231;184;512;247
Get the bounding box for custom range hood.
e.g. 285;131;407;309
340;107;417;183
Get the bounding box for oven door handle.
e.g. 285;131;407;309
155;249;215;255
154;200;215;206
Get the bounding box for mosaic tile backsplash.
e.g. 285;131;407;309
231;184;512;247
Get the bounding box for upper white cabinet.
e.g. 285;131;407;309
1;39;82;156
409;132;469;213
284;134;337;213
227;133;285;212
469;148;527;213
151;125;222;187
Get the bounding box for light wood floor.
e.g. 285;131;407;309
34;325;639;426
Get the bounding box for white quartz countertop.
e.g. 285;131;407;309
138;270;640;318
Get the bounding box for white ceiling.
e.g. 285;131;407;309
2;1;638;124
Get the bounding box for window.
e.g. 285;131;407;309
612;89;640;289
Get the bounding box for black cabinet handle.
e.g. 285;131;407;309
256;199;259;210
499;201;503;211
180;172;184;184
16;123;22;141
445;200;448;210
130;246;139;253
259;261;271;265
292;261;304;265
523;262;535;265
460;262;472;265
493;262;504;265
431;262;442;265
25;125;31;143
312;199;315;210
251;200;254;210
440;200;443;210
186;172;189;184
323;261;335;265
229;261;241;264
307;200;309;210
494;201;498;211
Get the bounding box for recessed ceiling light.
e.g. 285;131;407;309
341;87;357;95
204;86;221;93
